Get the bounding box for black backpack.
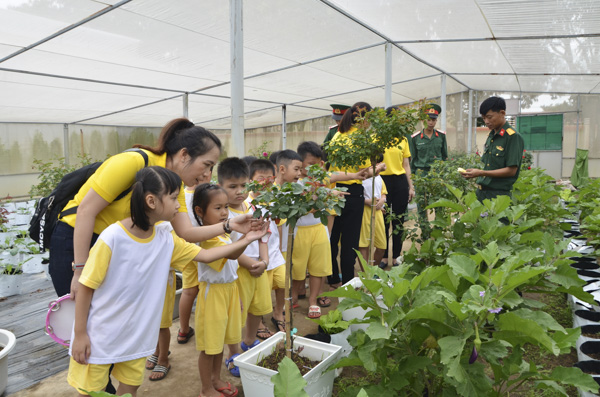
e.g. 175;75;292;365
29;149;149;251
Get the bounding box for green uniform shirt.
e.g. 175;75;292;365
477;121;525;191
323;125;338;144
409;129;448;170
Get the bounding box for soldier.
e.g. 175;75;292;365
462;97;525;201
323;104;350;144
409;103;447;238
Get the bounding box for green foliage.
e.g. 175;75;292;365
324;184;596;396
248;140;273;160
522;149;533;170
29;154;93;198
79;390;131;397
576;178;600;256
272;356;310;397
310;309;350;334
246;164;345;231
324;104;427;171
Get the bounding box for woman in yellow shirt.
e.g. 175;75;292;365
49;118;255;300
328;102;373;287
379;107;415;268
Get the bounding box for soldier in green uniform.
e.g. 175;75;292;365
462;96;525;201
323;104;350;144
409;103;447;238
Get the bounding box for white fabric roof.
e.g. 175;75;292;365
1;0;599;128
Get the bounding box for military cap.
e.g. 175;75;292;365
330;104;350;121
425;104;442;119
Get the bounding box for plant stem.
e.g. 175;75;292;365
285;227;295;359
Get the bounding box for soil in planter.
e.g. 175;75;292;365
583;333;600;339
257;342;320;376
2;268;22;275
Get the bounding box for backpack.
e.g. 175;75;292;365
28;149;149;251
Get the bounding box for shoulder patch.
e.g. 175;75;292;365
436;130;446;135
506;128;516;135
411;131;421;138
328;124;338;130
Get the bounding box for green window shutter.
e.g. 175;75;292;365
516;114;563;150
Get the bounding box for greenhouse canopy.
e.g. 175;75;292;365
1;0;599;130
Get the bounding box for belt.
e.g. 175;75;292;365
477;184;510;193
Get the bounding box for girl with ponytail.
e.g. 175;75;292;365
67;167;268;396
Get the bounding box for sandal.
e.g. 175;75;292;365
308;305;321;319
317;296;331;307
256;327;274;340
177;327;195;344
271;316;285;332
145;351;170;370
217;382;239;397
241;339;260;351
149;364;170;381
224;354;240;377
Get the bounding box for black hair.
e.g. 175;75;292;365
339;102;373;133
217;157;249;185
297;141;323;161
479;97;506;116
130;166;181;231
191;183;228;226
276;149;303;168
385;105;399;116
241;156;257;167
249;159;276;179
269;150;281;166
134;118;222;160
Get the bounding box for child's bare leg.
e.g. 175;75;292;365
116;382;139;396
198;352;220;397
211;352;230;391
272;288;285;332
291;279;304;305
374;248;385;267
149;328;170;380
327;215;335;235
308;275;322;308
244;313;262;346
178;286;198;341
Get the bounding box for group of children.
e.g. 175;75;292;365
67;140;389;397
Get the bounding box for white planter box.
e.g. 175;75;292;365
0;273;23;298
574;310;600;329
13;214;31;226
339;277;386;332
234;331;341;397
0;329;17;396
22;254;45;274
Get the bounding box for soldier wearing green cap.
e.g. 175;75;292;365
461;96;524;202
409;103;447;238
323;104;350;144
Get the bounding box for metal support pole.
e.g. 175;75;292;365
63;124;70;165
282;105;287;150
385;42;392;108
230;0;245;157
183;93;189;119
575;94;581;150
467;90;473;154
440;74;447;132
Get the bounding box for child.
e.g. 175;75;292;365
273;150;304;329
68;167;266;397
217;158;272;377
358;175;388;267
248;159;286;335
192;183;267;397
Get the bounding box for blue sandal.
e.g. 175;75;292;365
225;354;240;377
241;339;260;352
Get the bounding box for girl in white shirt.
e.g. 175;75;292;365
68;167;266;397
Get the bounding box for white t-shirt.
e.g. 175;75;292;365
197;234;238;284
245;197;285;270
229;202;260;260
185;187;199;226
71;222;200;364
363;176;385;200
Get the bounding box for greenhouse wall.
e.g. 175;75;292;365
1;92;598;199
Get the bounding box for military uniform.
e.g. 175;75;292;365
476;121;525;201
323;104;349;144
409;129;448;172
323;124;339;144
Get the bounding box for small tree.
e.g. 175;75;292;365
246;165;345;358
323;102;428;267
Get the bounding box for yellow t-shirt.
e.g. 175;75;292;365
328;127;371;185
380;137;411;176
61;150;187;235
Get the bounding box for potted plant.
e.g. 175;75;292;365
0;328;17;396
13;206;31;226
0;261;24;298
234;164;345;396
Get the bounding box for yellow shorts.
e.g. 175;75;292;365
292;224;332;280
359;206;386;250
195;281;241;354
160;270;177;328
237;267;272;325
182;260;199;289
267;264;286;290
67;356;146;394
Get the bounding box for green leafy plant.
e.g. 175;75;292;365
272;356;310;397
80;389;132;397
29;154;93;198
248;140;273;160
0;207;9;232
322;189;597;397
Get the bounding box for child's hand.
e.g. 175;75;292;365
230;213;266;234
246;221;269;242
72;332;91;365
249;260;267;277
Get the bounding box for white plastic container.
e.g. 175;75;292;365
0;273;23;298
0;329;17;395
234;331;341;397
339;277;386;332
